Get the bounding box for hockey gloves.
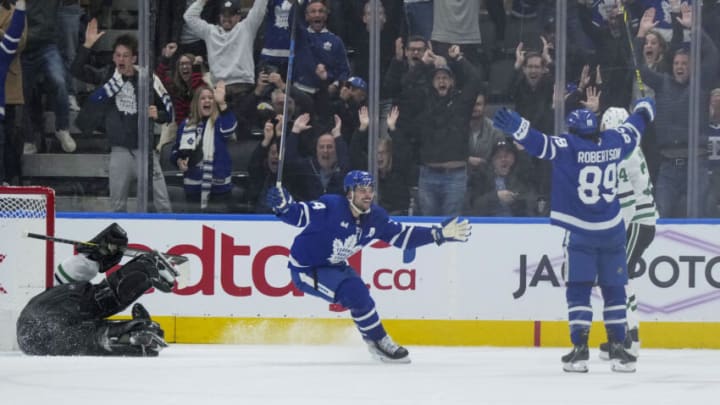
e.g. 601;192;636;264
432;217;472;245
632;97;656;124
267;185;293;215
493;108;530;140
78;222;128;272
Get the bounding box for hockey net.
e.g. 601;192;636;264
0;186;55;351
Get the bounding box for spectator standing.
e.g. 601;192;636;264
172;82;238;213
155;43;206;151
184;0;268;138
403;0;433;41
0;0;26;185
56;0;83;112
408;45;483;216
292;0;350;96
21;0;75;153
72;26;173;213
0;0;25;186
430;0;482;66
635;4;719;217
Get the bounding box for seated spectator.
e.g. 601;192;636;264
248;119;281;213
467;93;506;187
350;105;413;215
285;112;349;201
465;139;538;217
171;82;238;213
155;42;206;152
332;76;367;143
72;26;173;213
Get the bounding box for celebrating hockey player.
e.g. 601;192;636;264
16;223;176;356
597;107;658;361
492;98;656;373
266;170;471;363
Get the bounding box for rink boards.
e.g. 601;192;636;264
32;214;720;348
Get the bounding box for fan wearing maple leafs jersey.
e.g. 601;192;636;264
267;170;471;363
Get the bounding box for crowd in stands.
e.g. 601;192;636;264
1;0;720;218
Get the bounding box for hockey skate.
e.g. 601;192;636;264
599;328;639;360
609;342;637;373
561;344;589;373
365;335;411;364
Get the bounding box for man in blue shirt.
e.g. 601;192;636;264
267;170;471;363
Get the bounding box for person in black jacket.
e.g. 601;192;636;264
71;23;173;213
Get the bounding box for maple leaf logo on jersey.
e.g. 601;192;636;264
328;235;362;264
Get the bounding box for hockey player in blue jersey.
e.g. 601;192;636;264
267;170;471;363
493;98;656;373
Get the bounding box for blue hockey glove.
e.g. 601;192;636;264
492;108;530;140
267;185;293;215
631;97;655;123
432;217;471;245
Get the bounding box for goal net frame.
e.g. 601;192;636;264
0;186;55;351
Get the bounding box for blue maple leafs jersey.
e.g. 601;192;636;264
516;113;647;236
276;194;437;268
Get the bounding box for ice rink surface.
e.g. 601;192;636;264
2;345;719;405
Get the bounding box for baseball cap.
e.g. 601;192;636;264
347;76;368;92
434;64;454;78
221;0;241;15
491;139;517;157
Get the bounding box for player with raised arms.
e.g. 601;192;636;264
493;98;656;373
266;170;471;363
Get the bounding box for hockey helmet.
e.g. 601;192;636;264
566;109;598;136
344;170;375;192
601;107;629;131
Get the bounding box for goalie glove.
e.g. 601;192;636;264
432;217;472;245
77;222;128;272
267;185;293;215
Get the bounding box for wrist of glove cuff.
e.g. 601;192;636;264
432;226;445;245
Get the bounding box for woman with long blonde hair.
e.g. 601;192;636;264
171;81;238;212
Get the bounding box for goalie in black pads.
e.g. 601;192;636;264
16;223;176;356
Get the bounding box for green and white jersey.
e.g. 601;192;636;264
617;145;659;227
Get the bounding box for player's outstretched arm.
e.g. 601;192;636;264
432;217;472;245
266;185;309;226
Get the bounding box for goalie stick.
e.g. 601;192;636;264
23;232;189;286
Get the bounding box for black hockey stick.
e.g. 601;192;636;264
620;4;646;97
23;232;189;269
275;2;299;188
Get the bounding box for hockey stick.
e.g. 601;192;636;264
24;232;191;289
23;232;189;269
275;2;299;188
620;4;646;97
